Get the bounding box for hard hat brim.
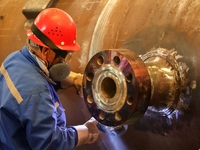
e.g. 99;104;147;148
27;29;48;48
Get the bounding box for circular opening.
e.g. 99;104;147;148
86;72;94;82
99;111;105;120
87;94;93;104
101;77;116;99
113;56;120;65
115;112;122;121
97;56;104;66
126;72;133;82
127;96;133;105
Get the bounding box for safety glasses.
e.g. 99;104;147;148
56;51;74;64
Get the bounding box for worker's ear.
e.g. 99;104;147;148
41;47;50;59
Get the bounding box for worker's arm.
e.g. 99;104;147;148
20;91;77;150
61;71;82;89
54;71;83;98
20;90;99;149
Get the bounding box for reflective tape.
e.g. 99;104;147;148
0;64;23;104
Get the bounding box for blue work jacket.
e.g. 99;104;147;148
0;46;78;150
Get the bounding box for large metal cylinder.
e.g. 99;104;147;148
2;0;200;149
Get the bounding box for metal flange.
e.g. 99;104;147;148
83;49;151;126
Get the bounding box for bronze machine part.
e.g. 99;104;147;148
83;48;188;127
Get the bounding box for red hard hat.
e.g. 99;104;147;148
27;8;80;51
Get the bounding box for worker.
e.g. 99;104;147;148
0;8;100;150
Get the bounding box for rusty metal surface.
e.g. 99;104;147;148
1;0;200;150
0;0;27;63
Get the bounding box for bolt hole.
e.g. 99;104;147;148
87;94;93;104
115;112;122;121
127;96;133;105
99;111;105;120
97;56;104;66
113;56;120;65
86;72;94;82
126;72;133;82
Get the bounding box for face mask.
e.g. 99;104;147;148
29;49;72;82
49;63;70;81
49;52;73;82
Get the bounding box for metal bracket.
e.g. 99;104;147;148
22;0;55;20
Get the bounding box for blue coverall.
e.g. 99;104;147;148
0;46;78;150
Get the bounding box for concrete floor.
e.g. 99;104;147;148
1;0;200;150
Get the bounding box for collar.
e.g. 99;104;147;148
21;46;56;85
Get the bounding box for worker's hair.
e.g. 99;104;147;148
26;38;43;51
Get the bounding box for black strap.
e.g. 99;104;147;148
31;23;61;51
31;23;68;58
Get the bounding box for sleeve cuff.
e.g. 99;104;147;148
73;125;89;146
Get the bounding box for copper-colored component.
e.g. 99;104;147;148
83;48;189;126
83;49;151;126
141;48;187;115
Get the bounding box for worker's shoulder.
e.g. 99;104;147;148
2;50;50;96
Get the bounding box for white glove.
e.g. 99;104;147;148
74;117;100;146
73;73;83;98
60;71;83;98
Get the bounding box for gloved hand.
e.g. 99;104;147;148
60;71;83;98
73;73;83;98
73;117;100;146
